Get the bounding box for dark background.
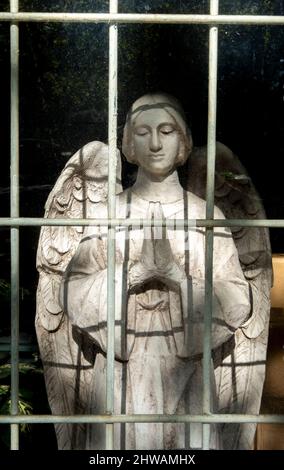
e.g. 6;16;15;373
0;0;283;448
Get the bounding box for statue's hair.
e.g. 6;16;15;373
122;93;193;166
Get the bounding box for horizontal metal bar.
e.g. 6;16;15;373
0;12;284;25
0;344;37;352
0;414;284;425
1;217;284;228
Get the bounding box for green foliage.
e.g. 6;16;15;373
0;393;33;433
0;361;45;449
0;279;10;302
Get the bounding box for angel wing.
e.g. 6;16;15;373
35;141;122;449
185;142;273;449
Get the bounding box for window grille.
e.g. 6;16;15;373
0;0;284;451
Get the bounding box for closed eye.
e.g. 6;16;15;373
134;127;149;136
160;125;176;135
161;129;174;135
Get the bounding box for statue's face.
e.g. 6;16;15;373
132;108;180;177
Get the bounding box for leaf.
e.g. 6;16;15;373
0;385;9;397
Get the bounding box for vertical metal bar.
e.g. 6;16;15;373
10;0;20;451
106;0;118;451
203;0;219;450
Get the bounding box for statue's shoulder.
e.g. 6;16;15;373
116;189;129;205
185;190;225;220
186;190;206;207
87;188;142;222
185;190;206;218
115;188;147;216
88;200;108;218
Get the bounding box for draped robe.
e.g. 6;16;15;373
61;189;251;449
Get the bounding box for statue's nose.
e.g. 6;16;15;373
149;130;162;152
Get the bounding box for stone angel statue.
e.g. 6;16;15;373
36;93;272;450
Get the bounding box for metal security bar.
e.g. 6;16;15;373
1;1;284;452
9;0;20;451
106;0;118;451
202;0;219;450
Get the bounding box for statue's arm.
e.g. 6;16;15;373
212;208;252;332
59;232;128;359
179;212;251;357
179;269;250;357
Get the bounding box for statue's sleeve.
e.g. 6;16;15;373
212;206;251;326
179;206;251;357
60;227;130;360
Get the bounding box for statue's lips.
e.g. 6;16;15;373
148;154;165;160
